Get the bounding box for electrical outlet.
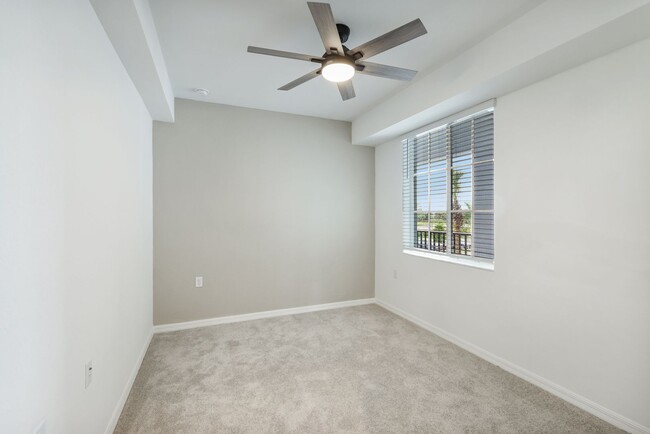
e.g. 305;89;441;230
393;269;398;279
85;360;93;389
195;276;203;288
33;419;46;434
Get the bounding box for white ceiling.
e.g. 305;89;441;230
149;0;543;121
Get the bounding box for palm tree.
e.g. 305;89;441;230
451;169;465;233
451;169;471;254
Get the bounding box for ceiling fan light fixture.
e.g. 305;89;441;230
321;56;355;83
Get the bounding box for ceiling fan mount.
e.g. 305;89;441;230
247;2;427;101
335;23;350;45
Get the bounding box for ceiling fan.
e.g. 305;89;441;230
247;2;427;101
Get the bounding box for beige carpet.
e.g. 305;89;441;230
115;304;622;433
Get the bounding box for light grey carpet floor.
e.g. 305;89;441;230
115;304;622;433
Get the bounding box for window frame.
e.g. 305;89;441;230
401;105;495;271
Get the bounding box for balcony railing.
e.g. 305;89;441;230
415;230;471;256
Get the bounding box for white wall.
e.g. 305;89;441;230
153;99;374;325
375;38;650;431
0;1;153;433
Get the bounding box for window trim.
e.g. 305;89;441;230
401;101;496;270
403;248;495;271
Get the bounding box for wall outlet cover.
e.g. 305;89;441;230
85;360;93;389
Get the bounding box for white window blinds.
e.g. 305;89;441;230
402;108;494;261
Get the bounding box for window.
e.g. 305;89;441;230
402;108;494;267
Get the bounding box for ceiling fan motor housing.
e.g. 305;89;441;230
322;54;355;69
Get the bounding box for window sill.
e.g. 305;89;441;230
402;249;494;271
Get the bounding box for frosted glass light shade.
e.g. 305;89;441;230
322;62;355;82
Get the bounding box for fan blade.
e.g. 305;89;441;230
337;80;355;101
349;19;427;60
307;2;344;54
357;61;417;81
248;46;323;63
278;69;321;91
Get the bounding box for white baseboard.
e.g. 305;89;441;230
153;298;376;334
375;299;648;434
104;328;153;434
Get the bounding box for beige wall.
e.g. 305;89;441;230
0;1;153;433
375;38;650;429
153;99;374;325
